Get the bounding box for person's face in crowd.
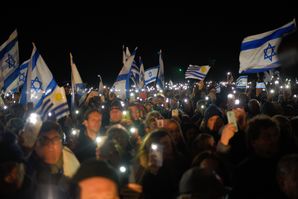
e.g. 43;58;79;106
129;105;140;121
111;132;129;150
145;103;152;112
84;111;102;139
166;121;183;143
35;130;63;164
207;115;224;132
0;162;25;194
110;108;122;123
79;177;119;199
278;172;298;199
252;127;280;158
159;135;174;159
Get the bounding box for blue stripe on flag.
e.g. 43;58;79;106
31;50;40;71
35;79;58;109
41;103;54;120
241;23;296;51
51;102;68;113
39;99;51;114
0;38;17;60
240;62;280;74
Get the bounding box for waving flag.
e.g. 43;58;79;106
239;19;296;74
4;59;29;93
156;50;164;89
236;75;248;89
185;65;211;80
20;44;69;120
70;53;87;106
0;30;19;90
113;48;137;99
130;60;140;87
98;74;104;93
144;67;158;85
139;57;145;88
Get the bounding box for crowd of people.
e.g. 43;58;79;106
1;75;298;199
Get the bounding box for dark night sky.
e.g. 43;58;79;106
1;2;297;86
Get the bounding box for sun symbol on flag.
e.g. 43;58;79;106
31;77;42;92
6;54;16;68
55;92;63;101
200;66;207;73
264;43;277;62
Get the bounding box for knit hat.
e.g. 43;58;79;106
204;104;223;122
72;159;120;188
179;167;225;199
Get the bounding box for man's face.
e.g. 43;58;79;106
252;127;280;158
35;130;63;165
207;115;224;132
84;112;102;136
79;177;119;199
129;105;140;121
110;108;122;123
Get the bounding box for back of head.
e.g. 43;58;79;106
179;167;225;199
72;159;120;198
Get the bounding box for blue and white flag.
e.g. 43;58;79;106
4;59;29;93
239;19;296;74
70;53;87;106
139;57;145;88
98;74;104;93
144;67;158;86
185;65;211;80
0;30;19;90
236;75;248;89
20;44;69;120
130;60;140;87
113;48;137;100
156;50;164;89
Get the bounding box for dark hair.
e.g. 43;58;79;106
39;120;63;136
84;108;102;120
246;114;279;151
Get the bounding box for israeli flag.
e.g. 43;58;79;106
144;67;158;85
236;76;248;89
156;50;164;89
113;48;137;99
20;44;69;120
130;60;140;87
185;65;211;80
0;30;19;90
138;57;145;88
239;19;296;74
4;59;29;93
70;53;87;106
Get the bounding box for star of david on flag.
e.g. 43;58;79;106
0;30;19;90
239;19;296;74
6;54;16;68
31;77;42;92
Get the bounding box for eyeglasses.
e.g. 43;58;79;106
39;136;62;146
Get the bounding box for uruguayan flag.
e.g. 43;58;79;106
156;50;164;89
70;53;87;106
139;58;145;88
144;67;158;86
20;44;69;120
185;65;211;80
239;19;296;74
113;48;136;99
4;59;29;93
236;75;248;89
0;30;19;90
